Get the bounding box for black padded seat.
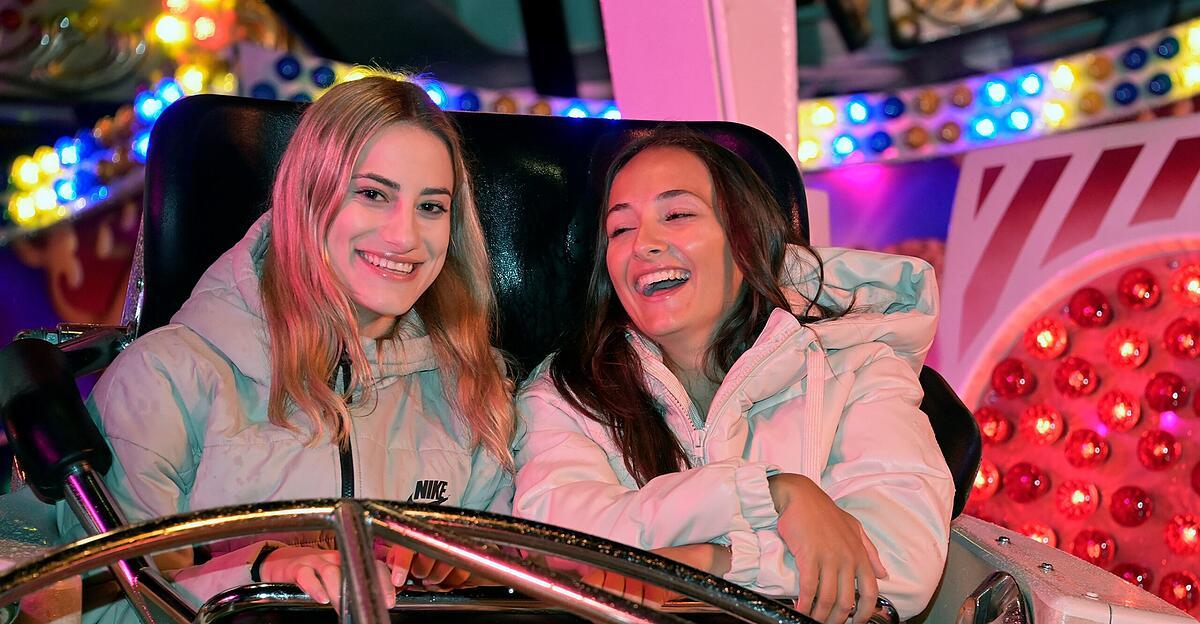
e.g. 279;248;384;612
143;95;978;517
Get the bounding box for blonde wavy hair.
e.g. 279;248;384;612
260;72;514;468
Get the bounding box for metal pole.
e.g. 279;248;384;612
331;501;389;623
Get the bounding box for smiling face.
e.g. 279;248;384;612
325;124;454;338
604;146;744;362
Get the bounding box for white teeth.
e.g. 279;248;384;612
636;269;690;292
360;251;415;274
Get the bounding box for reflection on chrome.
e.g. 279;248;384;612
0;499;900;623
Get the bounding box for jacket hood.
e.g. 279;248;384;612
171;213;439;386
781;245;939;373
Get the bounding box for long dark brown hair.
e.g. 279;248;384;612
550;126;841;486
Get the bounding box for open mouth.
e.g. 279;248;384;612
636;269;691;296
358;250;416;275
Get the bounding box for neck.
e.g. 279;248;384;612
659;335;721;419
356;308;396;341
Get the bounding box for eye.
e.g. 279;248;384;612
355;188;387;202
418;201;448;214
608;225;632;238
665;211;694;221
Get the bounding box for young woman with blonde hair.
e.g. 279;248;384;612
58;74;514;621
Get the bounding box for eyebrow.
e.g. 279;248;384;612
353;173;400;190
606;189;700;216
353;173;451;197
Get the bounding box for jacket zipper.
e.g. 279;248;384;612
632;318;810;464
333;353;355;498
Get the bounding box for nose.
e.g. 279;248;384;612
632;219;666;259
379;202;420;252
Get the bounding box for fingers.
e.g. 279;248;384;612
409;553;436;581
859;526;889;580
314;561;343;613
601;569;626;597
807;563;839;624
641;583;676;609
794;556;819;617
422;560;456;587
853;564;880;624
386;545;416;587
295;566;330;605
437;566;473;590
373;560;397;608
829;566;856;624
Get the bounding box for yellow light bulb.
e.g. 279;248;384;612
7;193;34;225
193;16;216;40
1043;100;1068;127
33;146;59;176
1188;24;1200;54
11;156;40;190
33;186;57;211
797;139;821;163
176;64;207;94
810;103;836;127
1181;64;1200;90
213;72;237;95
165;0;189;13
1051;63;1076;92
153;14;189;45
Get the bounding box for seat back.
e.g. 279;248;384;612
142;94;977;517
141;96;807;372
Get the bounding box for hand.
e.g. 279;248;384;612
653;543;731;577
576;543;727;609
768;474;888;624
385;544;494;591
580;568;677;608
258;545;397;611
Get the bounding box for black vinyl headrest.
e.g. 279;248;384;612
143;95;808;373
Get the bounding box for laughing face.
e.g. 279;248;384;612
326;124;454;338
604;146;744;359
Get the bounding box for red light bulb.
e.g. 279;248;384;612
1019;404;1064;445
974;407;1012;444
1056;480;1100;519
1137;429;1182;470
1067;287;1113;327
1166;514;1200;555
1064;429;1110;468
1005;462;1050;503
1071;529;1116;566
1145;372;1190;412
1109;485;1153;527
1020;522;1057;547
1117;267;1161;309
1104;328;1150;368
1097;390;1141;432
1159;571;1200;612
1112;563;1153;590
1023;317;1069;360
1170;263;1200;306
991;358;1037;398
973;460;1001;500
1163;317;1200;360
1053;356;1099;397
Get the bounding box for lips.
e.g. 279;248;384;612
357;250;418;275
634;268;691;296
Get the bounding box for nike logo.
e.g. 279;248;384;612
406;479;450;505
